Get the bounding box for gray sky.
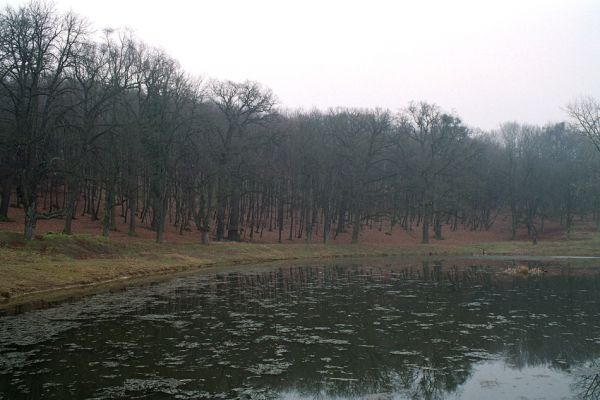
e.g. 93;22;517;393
6;0;600;130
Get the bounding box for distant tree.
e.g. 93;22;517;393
138;49;198;243
567;97;600;152
3;1;600;247
0;1;87;239
499;122;586;243
208;80;276;241
62;29;138;235
324;108;391;243
394;102;470;244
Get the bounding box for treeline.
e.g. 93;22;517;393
1;2;599;243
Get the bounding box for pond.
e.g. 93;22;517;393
1;258;600;399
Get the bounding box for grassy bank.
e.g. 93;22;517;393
1;230;599;308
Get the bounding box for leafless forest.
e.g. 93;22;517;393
1;1;600;244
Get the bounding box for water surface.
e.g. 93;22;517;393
1;259;600;399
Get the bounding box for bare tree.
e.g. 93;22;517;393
208;80;276;241
62;29;138;235
395;102;469;244
567;97;600;152
0;1;87;239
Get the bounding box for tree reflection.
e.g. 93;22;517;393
574;360;600;400
1;261;600;399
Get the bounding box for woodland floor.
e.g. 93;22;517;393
1;205;599;310
0;204;579;245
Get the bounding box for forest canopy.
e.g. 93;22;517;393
1;1;599;244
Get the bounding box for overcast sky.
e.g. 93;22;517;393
6;0;600;130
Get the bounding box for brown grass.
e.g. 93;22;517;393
1;205;600;310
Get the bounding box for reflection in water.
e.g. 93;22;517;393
0;260;600;399
574;360;600;400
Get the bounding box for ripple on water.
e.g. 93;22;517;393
1;262;600;399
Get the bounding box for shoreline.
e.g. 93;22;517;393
1;231;600;312
0;245;444;312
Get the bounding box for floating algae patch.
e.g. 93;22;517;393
389;350;420;356
137;314;191;329
90;377;193;399
0;312;81;347
0;350;41;374
247;360;292;376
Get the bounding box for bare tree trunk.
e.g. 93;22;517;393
128;190;137;236
434;212;443;240
24;199;38;240
110;200;117;231
216;202;225;241
421;207;430;244
351;209;360;244
216;176;226;241
92;185;102;221
511;210;518;240
227;184;241;241
201;230;209;245
102;182;114;238
305;186;313;243
529;222;538;245
277;188;284;244
200;182;213;245
249;191;256;240
0;176;12;221
336;197;346;236
63;180;78;235
288;195;294;241
154;187;168;243
323;203;330;244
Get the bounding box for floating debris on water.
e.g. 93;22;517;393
0;262;599;399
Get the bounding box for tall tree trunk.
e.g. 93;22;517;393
200;183;212;245
227;184;241;241
216;176;226;241
305;186;313;244
421;204;430;244
0;176;13;221
63;179;78;235
434;212;443;240
154;187;167;243
323;203;330;244
249;191;256;240
529;222;538;245
102;182;115;238
277;189;284;244
216;202;225;241
24;202;37;240
92;185;102;221
156;199;166;244
336;196;346;235
110;200;117;231
351;209;360;244
288;196;294;241
22;176;38;240
510;203;518;240
201;230;209;245
128;189;137;236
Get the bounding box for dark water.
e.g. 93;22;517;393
1;259;600;399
